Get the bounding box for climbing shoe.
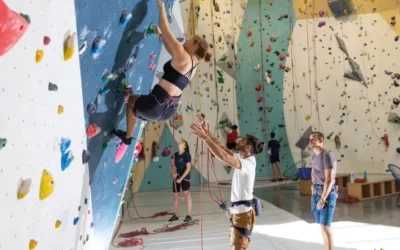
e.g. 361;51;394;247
168;214;179;222
112;129;133;145
183;215;192;222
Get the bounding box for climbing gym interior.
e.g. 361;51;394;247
1;0;400;249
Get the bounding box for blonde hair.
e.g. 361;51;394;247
193;35;212;62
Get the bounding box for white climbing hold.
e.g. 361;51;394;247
17;178;32;199
79;41;87;55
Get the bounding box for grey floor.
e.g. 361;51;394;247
254;182;400;228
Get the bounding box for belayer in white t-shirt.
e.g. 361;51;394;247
190;115;266;250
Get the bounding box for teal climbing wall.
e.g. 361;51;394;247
236;0;296;176
139;125;207;192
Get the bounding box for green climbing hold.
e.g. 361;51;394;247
0;138;7;150
48;82;58;91
145;23;156;36
102;72;113;83
217;70;224;84
219;119;229;125
84;198;88;205
20;13;31;24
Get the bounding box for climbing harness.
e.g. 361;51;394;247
229;198;262;241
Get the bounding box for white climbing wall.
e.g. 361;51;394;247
172;0;242;182
284;13;400;174
0;1;93;250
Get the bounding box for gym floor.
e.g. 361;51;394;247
109;180;400;250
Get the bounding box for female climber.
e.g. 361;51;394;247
113;0;212;145
169;139;193;222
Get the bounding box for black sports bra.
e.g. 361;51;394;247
161;56;196;90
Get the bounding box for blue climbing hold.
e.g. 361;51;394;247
73;217;80;225
61;150;73;171
60;138;71;154
219;201;227;210
91;37;105;54
119;11;132;26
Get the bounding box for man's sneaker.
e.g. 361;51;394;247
168;214;179;222
183;215;192;222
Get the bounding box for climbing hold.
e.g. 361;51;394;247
86;123;101;139
318;10;325;17
63;31;76;61
266;45;272;52
250;41;254;47
35;50;44;63
0;138;7;150
150;52;156;60
279;64;286;69
73;217;79;225
79;41;87;55
395;36;399;42
279;55;285;61
397;148;400;153
43;36;51;46
393;98;400;106
305;116;311;121
115;143;128;163
257;97;263;103
394;80;399;87
0;1;30;56
55;220;62;228
119;11;132;26
57;105;64;114
91;37;105;54
133;142;143;158
247;30;252;36
17;178;32;199
113;177;118;184
382;134;389;151
162;147;170;157
20;13;30;23
48;82;58;91
334;135;341;149
385;70;393;75
60;138;71;154
318;21;326;28
255;83;262;91
148;62;156;70
39;169;54;200
102;72;114;83
61;150;73;171
86;103;97;114
29;239;37;249
82;150;90;164
254;64;260;71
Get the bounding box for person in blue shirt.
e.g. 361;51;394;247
268;132;283;181
168;139;193;222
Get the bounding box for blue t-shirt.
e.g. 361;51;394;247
173;152;191;180
268;139;281;154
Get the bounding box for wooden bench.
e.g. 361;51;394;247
299;173;351;196
347;178;400;201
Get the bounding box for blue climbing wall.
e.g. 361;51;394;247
236;0;296;176
139;125;207;192
75;0;163;248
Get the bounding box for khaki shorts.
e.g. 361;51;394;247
230;209;256;249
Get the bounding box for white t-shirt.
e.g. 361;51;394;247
230;155;256;214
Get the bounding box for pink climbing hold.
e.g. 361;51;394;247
149;62;156;70
318;10;325;17
150;52;156;59
115;143;128;163
0;0;30;56
43;36;51;46
133;142;143;158
162;147;170;157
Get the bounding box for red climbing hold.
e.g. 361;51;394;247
250;41;254;47
279;64;286;69
86;123;101;139
257;97;263;103
247;31;252;36
0;0;30;56
255;83;262;91
266;45;272;52
43;36;51;46
279;55;285;61
382;134;389;151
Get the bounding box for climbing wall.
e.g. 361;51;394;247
0;1;93;250
284;0;400;174
236;0;296;177
74;0;167;248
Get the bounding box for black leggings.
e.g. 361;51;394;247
133;85;179;122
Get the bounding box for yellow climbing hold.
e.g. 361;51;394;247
39;169;54;200
58;105;64;114
306;116;311;121
35;50;44;63
55;220;62;228
17;178;32;199
29;239;37;249
63;31;77;61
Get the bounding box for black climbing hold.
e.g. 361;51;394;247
394;80;399;87
393;98;400;106
397;148;400;154
82;150;90;164
86;103;96;114
78;206;81;211
19;13;31;23
48;82;58;91
278;124;285;128
395;36;399;42
394;73;400;80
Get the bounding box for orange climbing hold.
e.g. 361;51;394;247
175;115;183;121
266;45;272;52
57;105;64;114
86;123;101;139
257;97;263;103
29;239;37;249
